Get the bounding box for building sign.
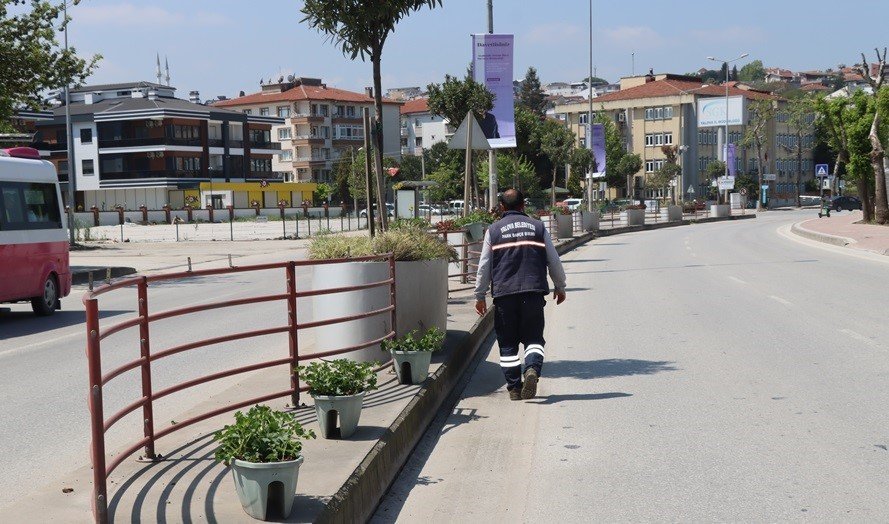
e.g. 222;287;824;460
472;33;516;148
587;123;606;178
697;96;745;128
717;176;736;191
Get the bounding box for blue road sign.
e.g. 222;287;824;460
815;164;829;177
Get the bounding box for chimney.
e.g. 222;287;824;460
189;90;200;104
83;93;95;105
365;87;373;98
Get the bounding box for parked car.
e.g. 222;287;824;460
359;203;394;218
419;204;450;216
830;196;862;212
559;198;583;211
448;200;465;214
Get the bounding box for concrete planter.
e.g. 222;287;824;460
555;214;574;239
581;210;599;231
391;350;433;385
312;392;365;439
665;205;682;221
395;259;448;337
230;456;303;520
465;222;485;241
621;209;645;226
710;204;731;217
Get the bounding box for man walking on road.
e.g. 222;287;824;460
475;189;567;400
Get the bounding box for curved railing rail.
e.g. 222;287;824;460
83;254;396;523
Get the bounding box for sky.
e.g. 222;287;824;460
60;0;889;100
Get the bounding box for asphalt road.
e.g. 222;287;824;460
0;247;318;510
374;209;889;522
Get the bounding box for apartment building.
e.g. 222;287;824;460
27;81;283;210
213;77;402;184
399;98;450;155
554;73;814;200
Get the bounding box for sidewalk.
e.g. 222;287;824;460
792;210;889;256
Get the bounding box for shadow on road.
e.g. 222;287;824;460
527;392;633;405
0;309;132;340
544;359;677;380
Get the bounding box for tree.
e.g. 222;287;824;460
781;95;816;207
583;76;609;86
478;153;540;198
518;66;547;116
532;119;575;205
338;148;397;204
741;99;776;209
397;154;424;181
731;65;739;82
719;62;729;82
567;147;592;197
426;72;494;128
614;154;642;199
704;161;726;199
314;183;335;203
0;0;100;125
425;141;462;174
425;164;462;203
738;60;766;83
858;48;888;224
648;163;680;201
301;0;442;232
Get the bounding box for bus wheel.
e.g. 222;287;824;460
31;274;58;316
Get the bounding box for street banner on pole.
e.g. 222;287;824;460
726;143;736;177
472;33;516;148
587;123;606;178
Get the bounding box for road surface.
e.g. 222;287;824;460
375;209;889;522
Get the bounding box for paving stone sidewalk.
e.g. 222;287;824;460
795;210;889;255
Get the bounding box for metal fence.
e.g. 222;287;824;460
82;254;396;523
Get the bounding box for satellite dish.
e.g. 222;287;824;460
287;75;295;82
239;90;245;97
278;76;284;83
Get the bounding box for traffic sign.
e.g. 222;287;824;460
717;176;735;191
815;164;829;177
839;180;846;189
686;185;695;195
763;173;777;181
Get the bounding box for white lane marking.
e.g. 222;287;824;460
769;295;792;306
840;328;881;349
0;331;82;360
728;276;747;285
685;246;692;251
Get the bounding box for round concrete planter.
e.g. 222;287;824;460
391;350;433;385
230;456;303;520
312;392;365;439
394;259;448;337
621;208;645;226
709;204;731;217
554;213;574;239
312;261;391;363
580;210;599;231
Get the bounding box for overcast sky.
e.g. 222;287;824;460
64;0;888;99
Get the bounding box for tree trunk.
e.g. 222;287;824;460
371;53;388;231
795;139;802;208
755;141;764;211
551;166;558;207
858;177;872;222
868;112;889;224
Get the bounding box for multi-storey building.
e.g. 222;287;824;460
399;98;450;155
27;81;285;210
213;77;402;184
554;73;814;201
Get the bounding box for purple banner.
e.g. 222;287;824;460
726;143;737;177
472;34;516;149
588;123;606;178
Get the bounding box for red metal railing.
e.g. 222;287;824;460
83;254;396;523
437;228;484;284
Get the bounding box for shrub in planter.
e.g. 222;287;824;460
383;327;444;385
213;405;316;521
298;359;378;439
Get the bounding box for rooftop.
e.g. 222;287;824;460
587;76;777;104
400;98;429;115
70;81;172;94
213;83;401;108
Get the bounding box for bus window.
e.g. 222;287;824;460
1;185;25;227
23;184;61;225
0;182;61;230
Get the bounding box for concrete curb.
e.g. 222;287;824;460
71;266;137;285
593;213;755;237
790;221;856;247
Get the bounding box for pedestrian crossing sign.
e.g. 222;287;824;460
815;164;829;177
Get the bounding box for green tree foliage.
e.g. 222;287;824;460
398;154;424;181
738;60;766;83
425;141;462;173
478;153;539;197
532;119;575;204
314;182;335;203
425;164;462;203
705;160;726;180
781;95;816;206
518;66;547;116
0;0;101;124
614;154;642;195
300;0;442;231
741;99;776;207
336;148;398;202
731;65;739;82
426;72;494;127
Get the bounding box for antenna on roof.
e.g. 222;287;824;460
156;53;162;85
165;56;171;86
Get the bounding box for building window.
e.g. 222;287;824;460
311;104;318;116
319;104;329;117
579;114;589;125
260;107;270;116
174;157;201;172
82;159;94;175
279;150;293;162
278;127;292;140
320;126;330;139
346;106;356;117
645;134;654;146
277;106;290;118
335;105;345;117
244;109;253;115
80;128;92;144
250;129;271;144
664;132;673;145
250;158;272;172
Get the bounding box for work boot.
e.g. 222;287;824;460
509;387;522;401
521;368;539;399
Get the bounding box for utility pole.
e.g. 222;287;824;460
587;0;594;211
63;0;80;245
362;107;374;236
486;0;497;211
463;110;473;218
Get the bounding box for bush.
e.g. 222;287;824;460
454;209;496;227
435;219;458;232
308;234;373;260
213;405;315;465
382;327;445;353
372;228;457;262
390;218;431;231
298;359;378;397
624;203;646;211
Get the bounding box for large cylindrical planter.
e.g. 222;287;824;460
391;350;433;385
465;222;485;241
710;204;730;217
313;392;365;439
395;259;447;337
621;209;645;226
231;456;303;520
581;210;599;231
665;205;682;221
312;262;390;362
555;214;573;239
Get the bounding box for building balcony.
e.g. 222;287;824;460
293;156;329;164
248;141;281;151
331;115;363;124
97;137;202;149
292;113;325;123
99;169;206;180
293;135;325;145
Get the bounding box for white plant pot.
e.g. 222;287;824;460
581;210;599;231
230;456;303;520
391;350;433;385
710;204;731;217
312;261;391;363
666;205;682;221
621;209;645;226
312;392;365;439
555;214;574;239
395;259;447;337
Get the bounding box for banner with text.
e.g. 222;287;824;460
472;33;516;148
587;123;606;178
726;143;737;177
697;96;745;128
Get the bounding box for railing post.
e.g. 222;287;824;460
388;254;397;338
286;262;299;406
461;231;468;285
85;298;108;523
137;277;157;461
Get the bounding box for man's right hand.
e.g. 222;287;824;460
554;290;566;305
475;299;487;316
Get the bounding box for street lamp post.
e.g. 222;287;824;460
63;0;81;245
707;53;748;205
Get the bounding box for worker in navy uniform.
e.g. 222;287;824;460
474;189;567;400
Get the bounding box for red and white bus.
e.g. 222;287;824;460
0;147;71;315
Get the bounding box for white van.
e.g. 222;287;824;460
448;200;465;214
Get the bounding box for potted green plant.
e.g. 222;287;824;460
213;405;316;521
298;359;378;439
455;209;495;241
383;327;444;385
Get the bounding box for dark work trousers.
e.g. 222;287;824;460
493;292;546;391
